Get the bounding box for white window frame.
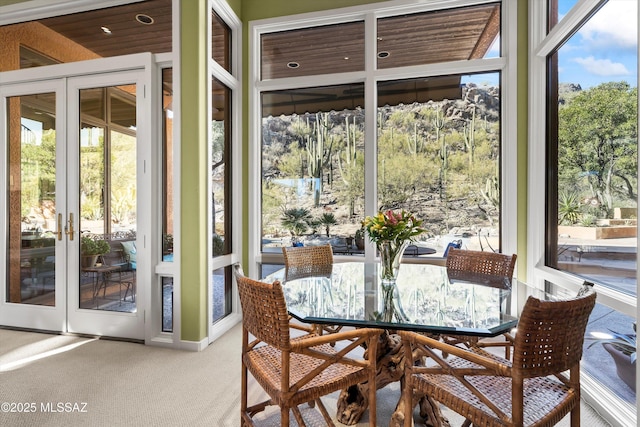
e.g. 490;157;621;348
528;1;638;425
248;0;518;277
207;0;243;344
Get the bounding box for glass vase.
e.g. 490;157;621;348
379;282;409;323
378;240;409;285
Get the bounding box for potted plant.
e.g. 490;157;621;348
588;323;636;391
354;227;365;250
80;235;110;268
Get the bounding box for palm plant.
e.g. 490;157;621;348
280;207;312;237
318;212;338;237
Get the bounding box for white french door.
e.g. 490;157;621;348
0;62;150;340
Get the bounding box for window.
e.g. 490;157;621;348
211;78;231;257
209;2;239;331
162;68;174;260
532;0;637;423
255;1;509;264
546;1;637;294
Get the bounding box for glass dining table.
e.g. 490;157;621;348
268;262;522;337
266;262;539;426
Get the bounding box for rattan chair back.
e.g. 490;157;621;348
446;247;517;277
282;244;334;280
513;292;596;378
235;267;291;350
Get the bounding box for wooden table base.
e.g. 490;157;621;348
335;331;451;427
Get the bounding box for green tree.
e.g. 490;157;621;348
558;82;638;214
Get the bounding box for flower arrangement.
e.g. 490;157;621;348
361;209;425;245
362;210;425;284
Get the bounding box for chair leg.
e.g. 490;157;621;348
281;405;290;426
292;406;307;426
314;398;335;426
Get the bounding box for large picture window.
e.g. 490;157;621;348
534;0;637;423
256;1;506;262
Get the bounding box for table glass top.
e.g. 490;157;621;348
268;262;524;337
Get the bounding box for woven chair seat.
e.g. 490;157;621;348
415;354;578;426
244;341;371;407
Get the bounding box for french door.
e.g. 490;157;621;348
0;67;148;340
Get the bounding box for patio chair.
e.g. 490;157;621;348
282;245;340;335
398;291;597;427
443;248;517;357
234;265;381;426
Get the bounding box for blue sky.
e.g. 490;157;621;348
558;0;638;88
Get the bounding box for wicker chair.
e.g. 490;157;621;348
445;248;517;276
235;265;381;426
443;248;517;356
282;244;334;280
282;244;341;335
398;291;597;427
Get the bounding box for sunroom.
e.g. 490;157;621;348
0;0;636;425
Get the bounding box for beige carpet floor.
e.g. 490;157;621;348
0;325;611;426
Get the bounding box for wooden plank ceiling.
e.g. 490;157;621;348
31;1;499;117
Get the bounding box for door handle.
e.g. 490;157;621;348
57;213;63;240
66;212;75;241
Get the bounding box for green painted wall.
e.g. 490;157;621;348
516;0;528;280
180;0;209;342
240;0;388;21
225;0;241;17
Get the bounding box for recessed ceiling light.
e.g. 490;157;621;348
135;14;154;25
377;51;390;59
287;62;300;69
344;57;349;60
101;26;112;34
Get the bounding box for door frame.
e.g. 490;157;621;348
0;78;67;331
0;53;155;340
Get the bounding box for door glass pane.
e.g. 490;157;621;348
79;85;137;312
212;266;232;324
6;93;57;306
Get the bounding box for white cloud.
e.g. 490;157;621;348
579;0;637;50
573;56;630;76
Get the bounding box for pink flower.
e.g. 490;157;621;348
385;210;398;225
